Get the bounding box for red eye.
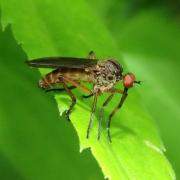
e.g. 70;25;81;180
123;73;135;88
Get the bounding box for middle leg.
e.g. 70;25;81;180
86;93;98;139
98;94;114;140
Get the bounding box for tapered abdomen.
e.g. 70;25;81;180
39;68;92;89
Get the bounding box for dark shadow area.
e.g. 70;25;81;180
95;106;137;140
0;16;104;180
106;0;180;21
111;123;136;140
0;151;24;180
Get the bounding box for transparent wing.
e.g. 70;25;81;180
26;57;98;69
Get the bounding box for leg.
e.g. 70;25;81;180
98;94;114;140
107;88;128;142
63;77;92;95
62;82;76;121
82;94;93;99
86;93;98;139
45;86;76;92
88;51;96;60
82;86;122;99
98;88;124;139
104;88;124;94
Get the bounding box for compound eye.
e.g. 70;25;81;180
123;73;135;88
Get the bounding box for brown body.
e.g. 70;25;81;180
39;60;123;94
26;51;140;142
40;68;92;87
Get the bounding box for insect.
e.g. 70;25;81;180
26;51;141;142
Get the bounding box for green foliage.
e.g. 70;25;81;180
94;5;180;178
0;24;103;180
0;0;177;179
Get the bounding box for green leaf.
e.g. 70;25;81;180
1;0;175;179
0;22;103;180
110;9;180;179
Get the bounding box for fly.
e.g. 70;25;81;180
26;51;141;142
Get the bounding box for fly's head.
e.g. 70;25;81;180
123;73;141;89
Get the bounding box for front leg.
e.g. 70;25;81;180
107;88;128;142
98;88;124;140
82;88;123;99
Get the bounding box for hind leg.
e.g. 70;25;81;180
62;81;76;121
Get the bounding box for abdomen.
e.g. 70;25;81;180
62;68;91;82
39;68;92;89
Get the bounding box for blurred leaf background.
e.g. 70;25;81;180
0;0;180;179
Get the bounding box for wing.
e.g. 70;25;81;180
26;57;98;69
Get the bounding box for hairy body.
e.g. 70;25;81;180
26;51;140;142
39;60;123;94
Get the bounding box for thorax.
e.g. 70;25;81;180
86;60;123;93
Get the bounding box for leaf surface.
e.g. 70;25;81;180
1;0;175;179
